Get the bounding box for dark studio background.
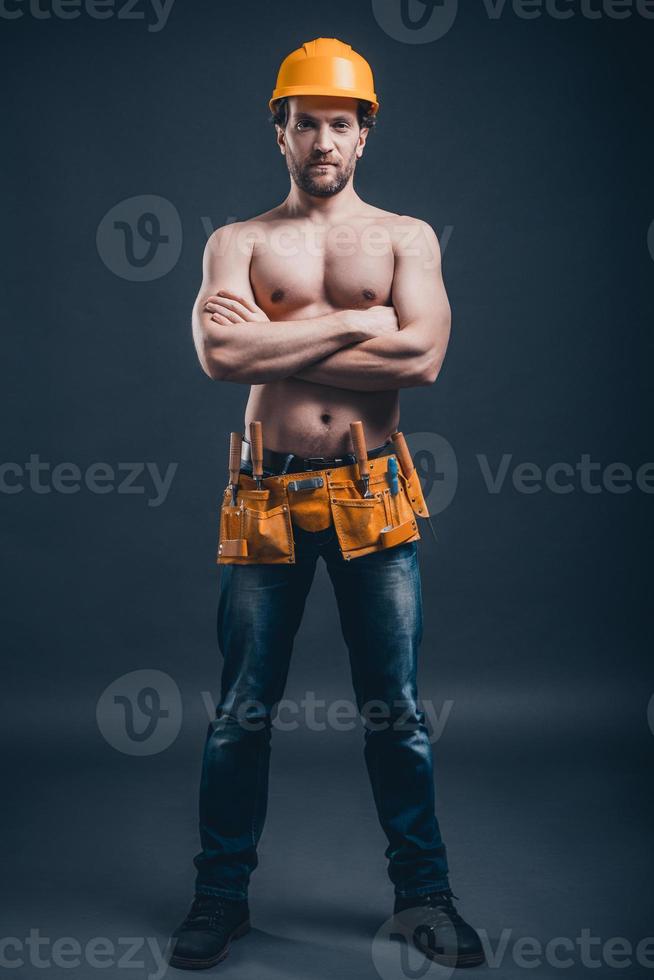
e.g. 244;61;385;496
2;1;653;977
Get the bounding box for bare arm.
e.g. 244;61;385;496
291;220;451;392
192;223;372;383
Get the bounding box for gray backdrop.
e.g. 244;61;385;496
2;0;653;977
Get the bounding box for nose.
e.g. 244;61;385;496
312;123;336;156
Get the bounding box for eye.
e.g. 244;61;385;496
296;119;313;130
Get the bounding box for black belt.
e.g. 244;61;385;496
240;437;395;476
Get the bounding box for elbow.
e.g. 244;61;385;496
401;319;450;387
198;337;234;382
193;314;236;381
421;363;444;387
199;350;226;381
414;350;445;387
203;360;225;381
418;314;450;386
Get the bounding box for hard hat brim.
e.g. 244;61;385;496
269;86;379;115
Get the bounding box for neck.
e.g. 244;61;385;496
283;178;362;221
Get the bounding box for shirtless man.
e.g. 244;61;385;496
169;38;484;972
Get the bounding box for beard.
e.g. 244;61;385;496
286;147;357;197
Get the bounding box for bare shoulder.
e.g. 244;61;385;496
388;213;441;261
358;206;438;247
389;212;437;238
204;219;248;258
205;205;285;248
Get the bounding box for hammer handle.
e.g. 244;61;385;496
390;431;414;478
229;432;242;488
349;421;370;479
249;421;263;481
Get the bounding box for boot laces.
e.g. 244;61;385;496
181;895;228;931
422;891;464;927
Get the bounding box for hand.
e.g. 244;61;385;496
353;305;400;338
204;289;270;324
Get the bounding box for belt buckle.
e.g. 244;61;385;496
304;453;354;470
304;456;328;470
287;476;325;492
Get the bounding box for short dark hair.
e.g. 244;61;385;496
269;96;377;131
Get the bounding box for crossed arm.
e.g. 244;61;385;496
191;219;451;392
294;221;451;390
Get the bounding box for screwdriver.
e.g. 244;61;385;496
386;455;399;495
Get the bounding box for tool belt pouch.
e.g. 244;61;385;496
328;458;421;561
217;486;295;565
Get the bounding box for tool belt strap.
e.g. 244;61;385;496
240;437;394;475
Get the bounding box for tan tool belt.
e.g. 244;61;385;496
217;453;430;565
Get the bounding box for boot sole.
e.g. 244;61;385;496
169;919;251;970
424;950;486;968
391;915;486;969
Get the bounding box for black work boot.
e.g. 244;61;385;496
168;893;251;970
393;890;485;968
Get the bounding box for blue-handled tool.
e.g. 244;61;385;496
386;455;399;495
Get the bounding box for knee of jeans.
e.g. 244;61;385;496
210;696;273;740
361;699;426;737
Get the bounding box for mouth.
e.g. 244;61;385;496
309;162;336;168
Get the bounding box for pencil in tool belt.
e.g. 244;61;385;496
229;432;242;506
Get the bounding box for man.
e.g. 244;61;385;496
169;37;485;971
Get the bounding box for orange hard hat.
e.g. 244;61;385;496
269;37;379;116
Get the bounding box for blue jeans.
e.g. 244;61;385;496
193;521;450;901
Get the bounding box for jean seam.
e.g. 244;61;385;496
251;736;266;849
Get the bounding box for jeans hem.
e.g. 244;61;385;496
195;885;248;902
394;882;452;899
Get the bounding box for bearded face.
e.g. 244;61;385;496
284;143;359;198
277;95;368;198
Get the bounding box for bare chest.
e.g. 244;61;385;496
249;223;396;317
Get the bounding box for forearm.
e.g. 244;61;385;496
292;330;430;392
197;310;363;383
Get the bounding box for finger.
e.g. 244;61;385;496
204;298;233;311
211;313;232;325
205;300;242;317
205;296;250;319
210;295;253;320
215;289;262;315
205;303;243;323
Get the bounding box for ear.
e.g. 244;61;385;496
275;123;286;156
355;126;369;160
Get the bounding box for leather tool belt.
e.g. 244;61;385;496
217;437;430;565
238;437;393;476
